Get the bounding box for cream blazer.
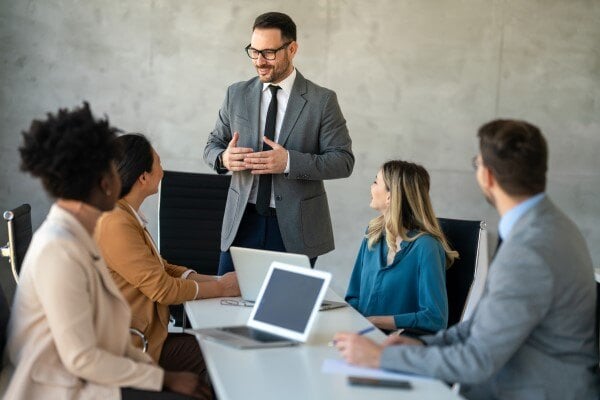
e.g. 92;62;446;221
2;205;163;400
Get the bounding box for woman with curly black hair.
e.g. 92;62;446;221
3;103;207;400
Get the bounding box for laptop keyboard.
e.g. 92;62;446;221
221;326;286;342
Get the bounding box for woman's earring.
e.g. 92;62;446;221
106;190;112;196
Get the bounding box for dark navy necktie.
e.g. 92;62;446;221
492;235;503;262
256;85;281;216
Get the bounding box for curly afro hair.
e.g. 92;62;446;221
19;102;121;201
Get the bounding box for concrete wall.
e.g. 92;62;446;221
1;0;599;299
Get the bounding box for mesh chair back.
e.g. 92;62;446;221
0;283;9;365
596;281;600;368
3;204;33;282
159;171;231;276
439;218;484;327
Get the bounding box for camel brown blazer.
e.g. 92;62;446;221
2;204;162;400
95;199;197;361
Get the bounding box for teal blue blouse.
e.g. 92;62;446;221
345;232;448;332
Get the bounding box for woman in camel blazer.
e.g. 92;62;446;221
96;199;197;362
95;133;239;373
3;104;204;399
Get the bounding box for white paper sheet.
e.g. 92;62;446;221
321;358;435;382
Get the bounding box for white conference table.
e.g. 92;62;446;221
185;290;463;400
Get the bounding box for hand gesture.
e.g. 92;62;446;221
244;137;288;174
222;132;253;171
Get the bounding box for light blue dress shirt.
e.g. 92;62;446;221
498;193;546;240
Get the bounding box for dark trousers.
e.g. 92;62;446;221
121;388;198;400
159;333;206;375
153;333;213;400
218;204;316;275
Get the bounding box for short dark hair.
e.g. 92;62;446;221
477;119;548;196
115;133;154;198
19;102;120;201
253;12;296;41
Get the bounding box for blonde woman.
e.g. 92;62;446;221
345;160;458;333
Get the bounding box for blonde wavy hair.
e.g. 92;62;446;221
367;160;458;267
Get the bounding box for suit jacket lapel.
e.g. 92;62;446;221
278;71;307;147
245;78;262;149
116;200;165;268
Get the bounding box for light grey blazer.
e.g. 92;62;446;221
380;197;599;400
204;71;354;258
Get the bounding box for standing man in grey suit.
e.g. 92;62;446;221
204;12;354;275
334;120;599;400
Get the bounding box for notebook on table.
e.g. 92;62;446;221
230;246;346;311
193;262;331;349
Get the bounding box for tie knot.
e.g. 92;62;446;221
269;85;281;95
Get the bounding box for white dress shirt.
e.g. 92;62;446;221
248;68;296;208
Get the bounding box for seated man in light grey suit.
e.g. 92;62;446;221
334;119;599;400
204;12;354;275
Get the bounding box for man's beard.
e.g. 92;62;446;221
256;57;290;83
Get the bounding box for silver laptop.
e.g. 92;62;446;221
230;246;346;311
194;262;331;349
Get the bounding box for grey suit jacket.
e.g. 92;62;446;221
204;71;354;258
380;197;599;400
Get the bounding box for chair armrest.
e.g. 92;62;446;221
1;243;10;258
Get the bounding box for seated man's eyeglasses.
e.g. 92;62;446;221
471;155;481;171
245;42;292;60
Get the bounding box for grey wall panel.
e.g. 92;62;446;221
1;0;598;298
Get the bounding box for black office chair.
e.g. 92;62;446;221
159;170;231;275
384;218;487;337
1;204;33;284
596;280;599;370
439;218;486;327
158;170;231;327
1;205;31;368
399;218;486;338
0;282;10;371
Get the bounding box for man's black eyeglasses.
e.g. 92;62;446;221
245;42;292;60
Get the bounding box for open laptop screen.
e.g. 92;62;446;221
253;268;326;333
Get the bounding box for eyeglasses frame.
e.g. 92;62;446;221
244;41;293;60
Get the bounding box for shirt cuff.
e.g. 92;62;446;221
181;269;195;279
284;151;290;174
